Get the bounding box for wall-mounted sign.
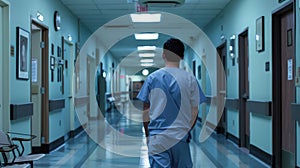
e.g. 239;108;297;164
31;59;38;82
287;59;293;80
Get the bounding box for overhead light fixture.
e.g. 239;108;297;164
135;33;159;40
37;11;44;22
139;53;155;57
137;46;156;51
142;69;149;76
102;71;107;78
130;13;161;22
141;63;154;67
140;59;154;63
229;35;236;59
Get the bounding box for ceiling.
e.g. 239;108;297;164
59;0;232;68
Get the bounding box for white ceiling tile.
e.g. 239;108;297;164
59;0;232;67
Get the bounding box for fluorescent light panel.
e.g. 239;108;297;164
141;63;154;67
137;46;156;51
140;59;154;63
139;53;155;57
130;13;161;22
135;33;159;40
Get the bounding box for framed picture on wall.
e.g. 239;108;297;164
192;60;196;76
16;27;30;80
198;65;201;79
256;16;265;52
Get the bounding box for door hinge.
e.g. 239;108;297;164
40;41;45;49
40;87;45;94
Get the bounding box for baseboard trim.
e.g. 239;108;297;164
32;136;64;154
250;144;272;165
69;125;84;138
216;126;225;134
226;132;239;145
32;126;85;154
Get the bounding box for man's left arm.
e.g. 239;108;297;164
191;106;198;129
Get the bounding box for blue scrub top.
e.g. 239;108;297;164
137;67;206;141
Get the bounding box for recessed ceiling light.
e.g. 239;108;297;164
142;69;149;76
140;59;154;63
137;46;156;51
139;53;155;57
130;13;161;22
141;63;154;67
135;33;159;40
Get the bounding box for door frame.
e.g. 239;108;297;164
0;0;10;132
272;2;294;167
216;41;227;135
62;37;74;133
30;19;49;146
238;29;249;149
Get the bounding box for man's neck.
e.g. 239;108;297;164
165;61;180;68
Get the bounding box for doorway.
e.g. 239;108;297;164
87;55;97;119
272;3;295;167
0;6;3;131
31;20;49;152
238;29;250;150
62;38;74;135
0;1;10;132
216;42;227;135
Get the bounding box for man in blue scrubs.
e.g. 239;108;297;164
137;38;206;168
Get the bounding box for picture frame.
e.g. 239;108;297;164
57;46;61;57
51;43;54;55
192;60;196;76
197;65;201;79
16;27;30;80
287;29;292;47
50;56;55;70
256;16;265;52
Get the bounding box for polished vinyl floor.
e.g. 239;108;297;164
34;101;270;168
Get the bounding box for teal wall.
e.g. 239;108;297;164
7;0;92;153
204;0;291;155
184;46;208;122
226;110;239;138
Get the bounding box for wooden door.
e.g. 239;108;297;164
238;30;250;149
272;3;295;167
217;43;227;135
280;9;295;167
0;6;2;131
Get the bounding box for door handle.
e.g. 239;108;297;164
242;93;249;100
219;90;226;95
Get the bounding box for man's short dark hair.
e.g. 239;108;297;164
163;38;184;62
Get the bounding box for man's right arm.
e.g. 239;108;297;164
143;103;150;137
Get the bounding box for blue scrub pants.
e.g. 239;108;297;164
149;141;193;168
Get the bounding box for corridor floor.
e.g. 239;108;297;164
34;102;270;168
